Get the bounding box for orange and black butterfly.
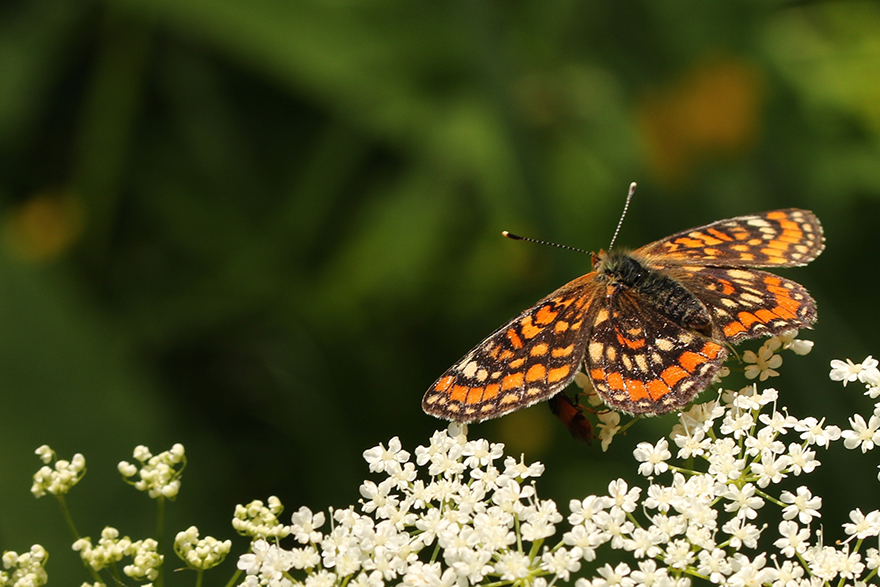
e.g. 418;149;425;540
423;206;823;424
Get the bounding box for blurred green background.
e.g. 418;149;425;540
2;0;880;582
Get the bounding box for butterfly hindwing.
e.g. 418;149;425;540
583;288;727;415
665;265;818;344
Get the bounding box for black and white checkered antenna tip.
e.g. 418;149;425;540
608;182;637;252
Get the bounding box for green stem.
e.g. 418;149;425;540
156;496;165;587
55;494;81;541
223;568;243;587
57;495;104;584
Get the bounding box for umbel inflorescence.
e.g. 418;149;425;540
9;332;880;587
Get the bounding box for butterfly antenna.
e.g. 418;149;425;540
607;182;637;252
501;231;592;255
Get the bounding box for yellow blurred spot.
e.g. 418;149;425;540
637;57;764;185
3;191;84;261
494;406;553;455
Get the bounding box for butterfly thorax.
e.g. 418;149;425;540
596;250;712;333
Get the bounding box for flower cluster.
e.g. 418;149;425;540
118;443;186;499
30;445;85;497
234;497;292;539
72;527;162;581
0;545;48;587
237;423;573;587
234;338;880;587
174;526;233;570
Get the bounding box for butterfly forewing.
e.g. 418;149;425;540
422;274;598;422
635;209;824;268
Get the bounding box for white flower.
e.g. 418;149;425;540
634;439;671;477
774;520;810;557
776;331;814;355
843;508;880;540
842;413;880;452
569;495;612;525
728;553;775;587
723;483;764;520
541;547;582;580
594;562;634;587
607;479;641;513
830;358;864;386
744;345;783;381
751;450;791;488
860;356;880;386
493;551;531;581
363;437;410;475
461;439;503;469
786;443;819;475
596;411;622;451
780;487;822;524
664;539;695;569
502;455;544;480
722;516;761;549
291;506;326;544
672;425;711;459
794;417;841;447
697;549;731;583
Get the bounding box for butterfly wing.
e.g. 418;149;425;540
584;288;727;415
634;209;824;268
422;274;599;422
662;265;818;344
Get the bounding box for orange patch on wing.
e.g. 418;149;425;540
616;333;646;350
520;316;542;339
679;351;707;373
509;358;526;369
590;368;606;382
755;308;778;323
501;372;524;390
661;365;689;387
626;379;649;400
647;378;672;399
526;364;547;383
434;375;453;392
466;387;485;404
675;237;707;249
761;247;785;258
703;342;723;359
483;383;500;400
451;385;469;402
690;232;724;246
554;320;570;333
530;343;549;356
737;311;760;328
771;303;797;319
552;344;575;357
506;328;524;349
535;305;559;325
548;365;571;383
723;321;747;338
607;372;625;391
707;227;734;241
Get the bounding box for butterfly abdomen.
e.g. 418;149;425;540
598;251;711;332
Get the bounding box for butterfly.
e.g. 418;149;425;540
422;207;824;423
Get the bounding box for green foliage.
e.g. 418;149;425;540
1;0;879;580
